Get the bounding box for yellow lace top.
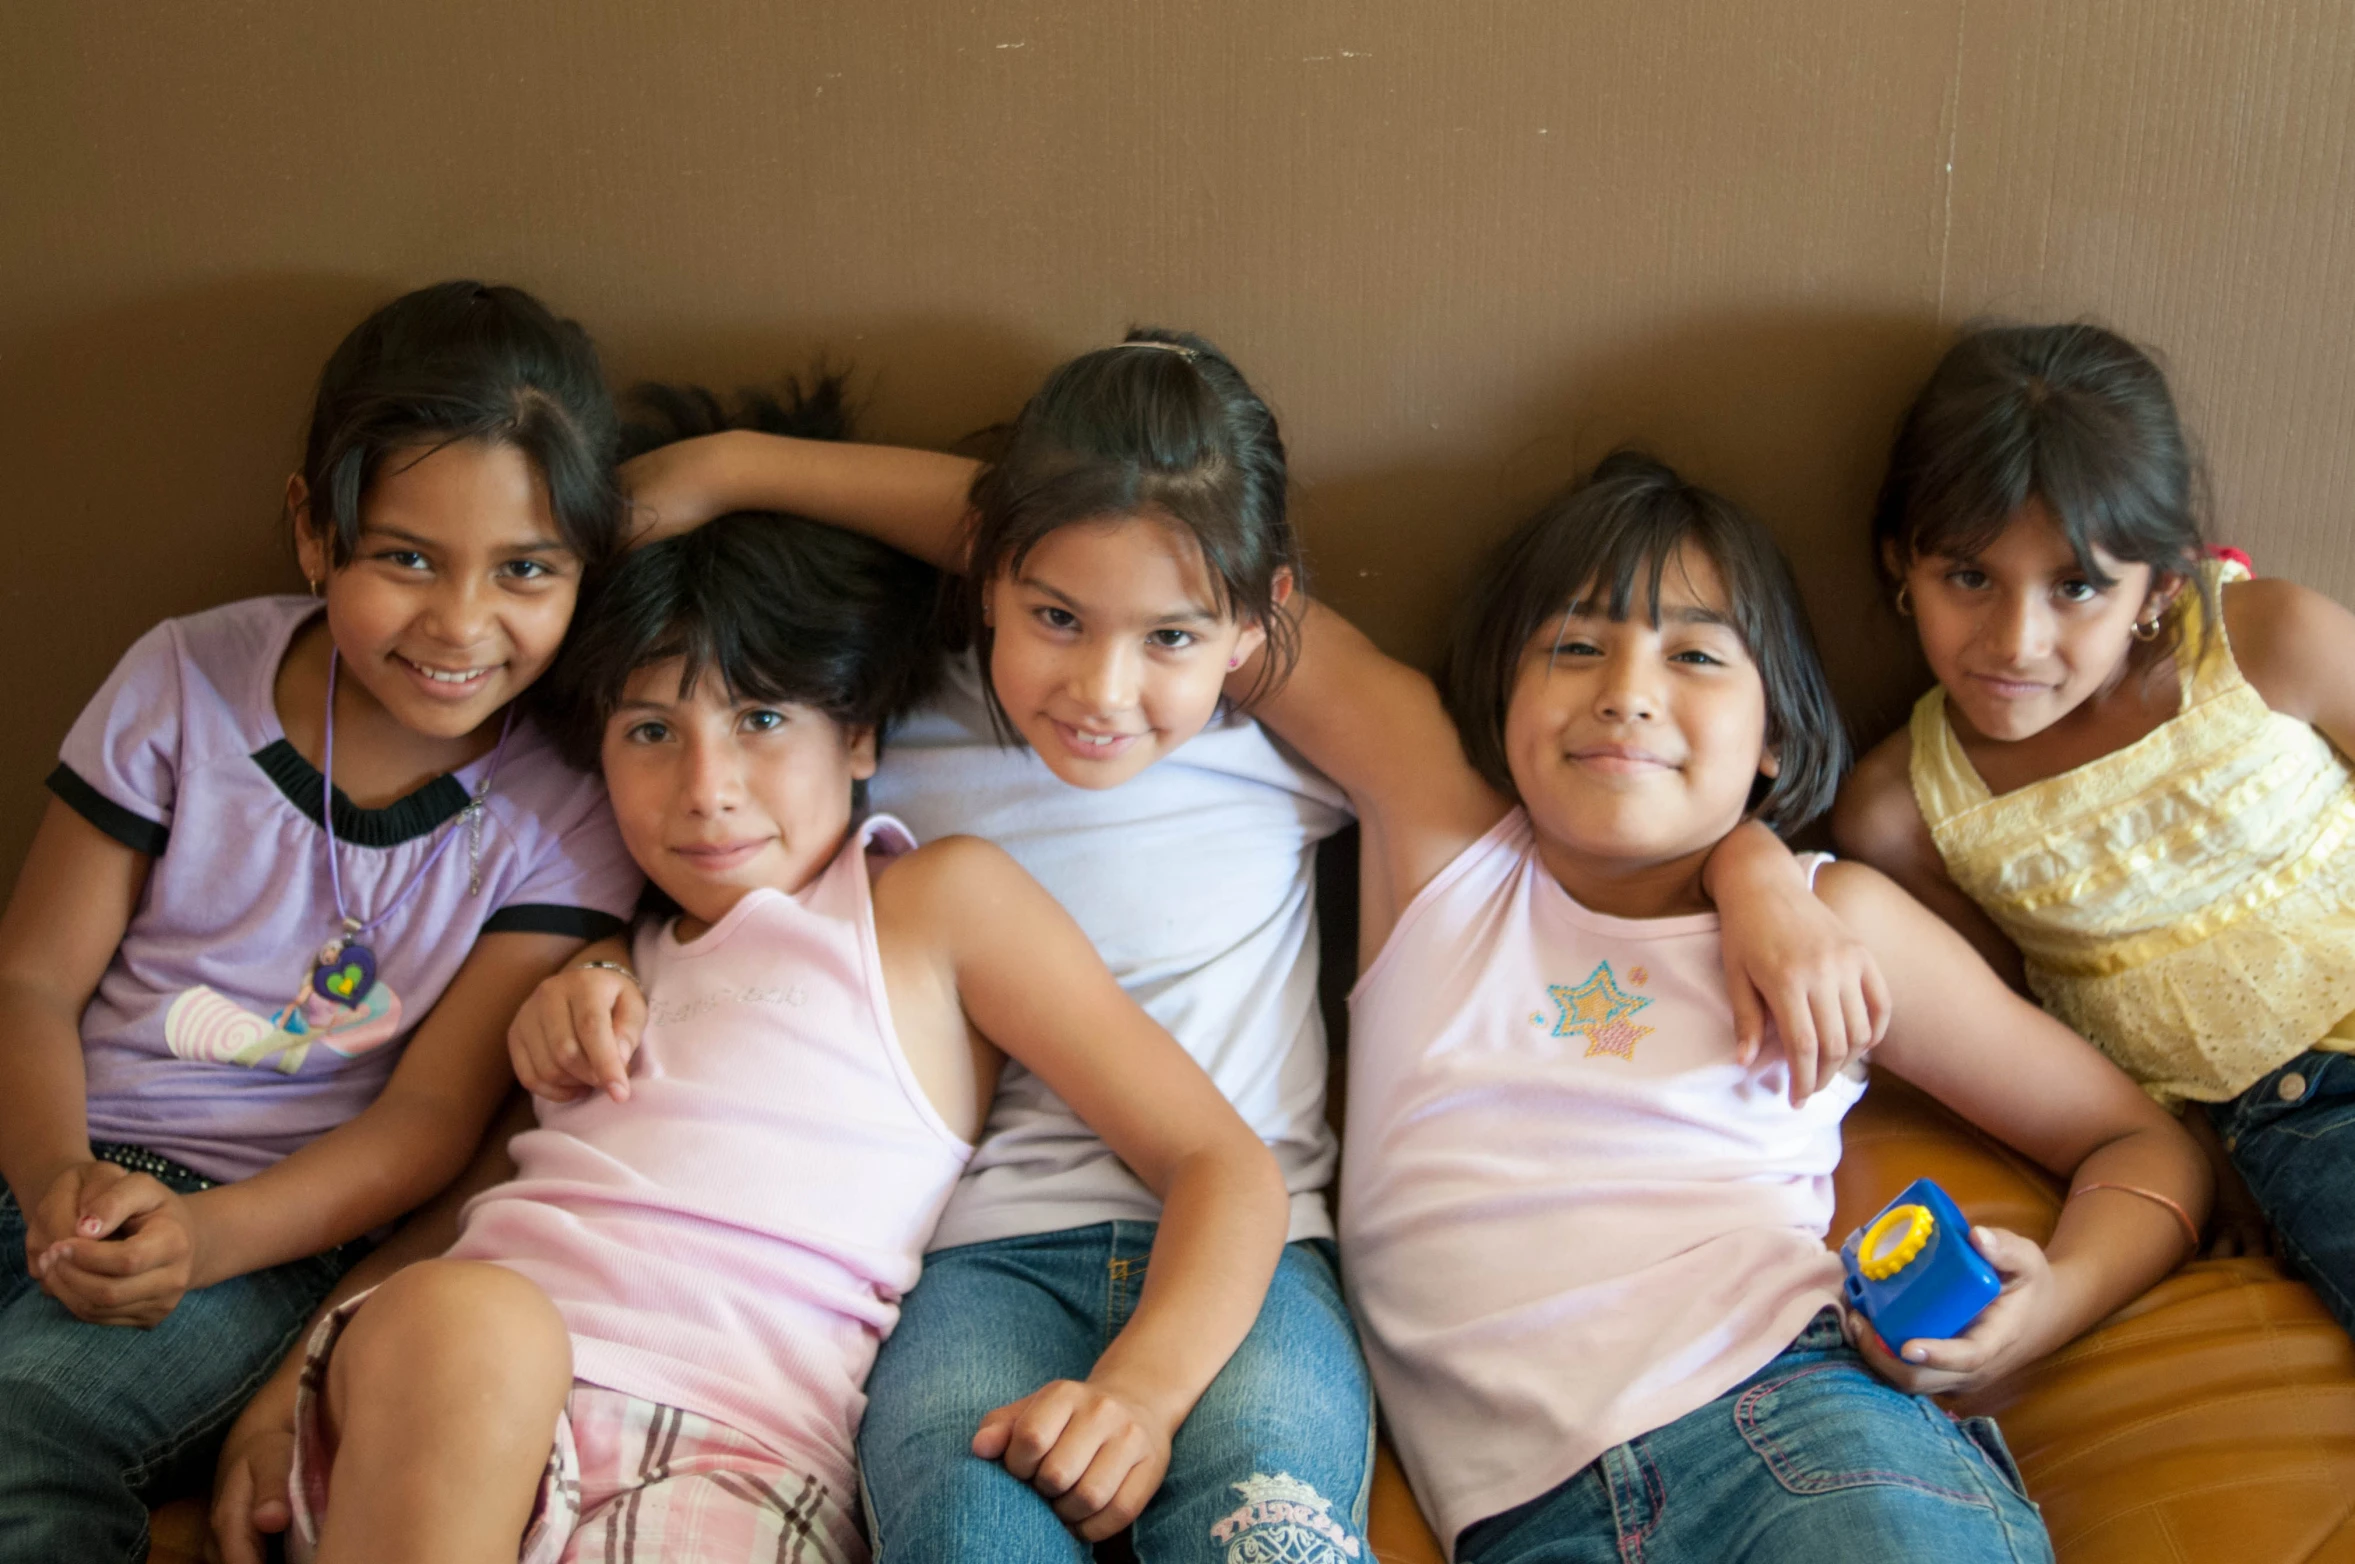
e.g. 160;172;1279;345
1909;561;2355;1106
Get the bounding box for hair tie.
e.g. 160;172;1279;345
1113;340;1198;361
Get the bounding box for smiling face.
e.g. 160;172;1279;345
294;438;579;741
598;659;876;931
1504;546;1778;915
984;512;1274;790
1897;498;2174;744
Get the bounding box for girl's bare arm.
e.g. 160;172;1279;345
1233;599;1506;964
623;430;980;568
0;800;149;1245
876;836;1287;1540
1833;729;2028;993
1820;861;2208;1389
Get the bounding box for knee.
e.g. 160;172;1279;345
868;1451;1064;1548
333;1261;570;1417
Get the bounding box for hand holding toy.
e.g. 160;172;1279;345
1839;1177;2002;1348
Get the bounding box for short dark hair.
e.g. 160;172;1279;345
539;375;943;772
301;280;623;574
964;328;1300;731
1439;450;1846;835
1873;321;2212;653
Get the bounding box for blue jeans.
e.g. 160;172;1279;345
2214;1048;2355;1332
0;1158;359;1564
1456;1312;2050;1564
858;1224;1375;1562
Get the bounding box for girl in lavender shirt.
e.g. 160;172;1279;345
0;282;641;1561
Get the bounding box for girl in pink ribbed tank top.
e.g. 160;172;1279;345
241;390;1290;1564
1247;453;2209;1564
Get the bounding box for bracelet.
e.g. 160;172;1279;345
573;959;641;986
2071;1181;2202;1256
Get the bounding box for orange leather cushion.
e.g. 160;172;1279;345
1363;1072;2355;1564
146;1498;208;1564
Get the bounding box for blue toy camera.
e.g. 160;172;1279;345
1838;1178;2002;1347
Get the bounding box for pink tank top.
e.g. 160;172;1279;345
1340;811;1861;1555
452;815;972;1505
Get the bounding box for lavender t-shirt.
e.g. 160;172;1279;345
49;596;641;1182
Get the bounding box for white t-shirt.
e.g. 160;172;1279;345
870;650;1352;1248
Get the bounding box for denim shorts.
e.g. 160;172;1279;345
1455;1311;2050;1564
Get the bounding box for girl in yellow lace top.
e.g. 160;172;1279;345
1835;323;2355;1335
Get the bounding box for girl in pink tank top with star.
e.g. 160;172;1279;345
261;390;1288;1564
1240;452;2209;1564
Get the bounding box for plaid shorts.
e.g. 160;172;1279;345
288;1289;860;1564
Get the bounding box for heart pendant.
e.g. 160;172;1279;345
312;940;378;1006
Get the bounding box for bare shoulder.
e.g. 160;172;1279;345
1830;725;1927;868
2220;576;2355;719
871;832;1023;911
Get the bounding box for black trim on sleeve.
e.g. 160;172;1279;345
481;904;628;941
46;764;169;857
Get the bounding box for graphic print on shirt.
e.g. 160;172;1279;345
163;941;405;1076
1529;960;1654;1061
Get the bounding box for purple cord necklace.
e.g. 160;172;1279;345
308;648;517;1004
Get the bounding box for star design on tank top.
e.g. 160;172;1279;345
1546;961;1656;1061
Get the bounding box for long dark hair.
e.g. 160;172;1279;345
1441;451;1846;836
963;328;1300;730
300;280;623;575
1874;322;2211;653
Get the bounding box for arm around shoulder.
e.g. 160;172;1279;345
622;429;981;569
1241;599;1505;959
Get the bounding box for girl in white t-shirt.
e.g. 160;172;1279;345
531;345;1884;1561
1258;450;2209;1563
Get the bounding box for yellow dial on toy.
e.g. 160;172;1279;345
1858;1203;1934;1281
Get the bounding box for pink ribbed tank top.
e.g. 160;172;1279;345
1340;810;1860;1556
451;814;972;1514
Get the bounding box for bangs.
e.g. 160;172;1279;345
635;609;830;717
1874;322;2204;604
1888;449;2146;592
1441;450;1846;835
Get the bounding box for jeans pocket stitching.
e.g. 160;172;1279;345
1631;1437;1668;1560
1734;1365;1994;1506
2272;1105;2355;1142
1955;1416;2034;1506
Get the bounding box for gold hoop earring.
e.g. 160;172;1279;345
2131;615;2162;643
1892;584;1913;617
307;577;323;599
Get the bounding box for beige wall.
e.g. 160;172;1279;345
4;1;2351;874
